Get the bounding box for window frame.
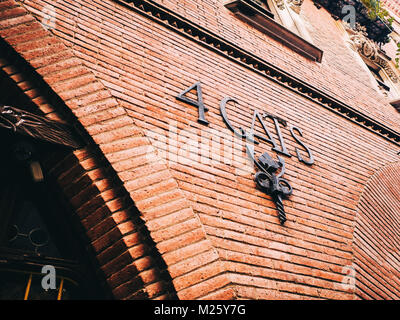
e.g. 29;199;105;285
225;0;323;62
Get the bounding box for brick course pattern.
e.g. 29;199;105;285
0;35;178;299
0;0;399;299
354;161;400;300
0;0;219;299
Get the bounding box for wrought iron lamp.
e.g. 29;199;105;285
12;141;44;183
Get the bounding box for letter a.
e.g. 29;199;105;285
41;265;56;290
342;5;356;29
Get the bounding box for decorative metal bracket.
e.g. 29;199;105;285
0;105;83;149
247;144;292;225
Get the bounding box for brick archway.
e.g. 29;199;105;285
0;0;226;299
0;39;178;299
353;161;400;300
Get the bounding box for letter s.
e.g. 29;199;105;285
290;125;314;165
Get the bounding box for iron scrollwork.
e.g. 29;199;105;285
0;105;82;148
247;144;292;225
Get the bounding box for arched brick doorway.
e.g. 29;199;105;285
0;31;177;300
0;0;222;299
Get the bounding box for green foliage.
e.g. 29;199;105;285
361;1;399;67
361;0;393;26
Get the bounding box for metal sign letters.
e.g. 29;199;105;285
177;82;314;225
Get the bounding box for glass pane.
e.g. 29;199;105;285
252;0;270;10
6;200;61;257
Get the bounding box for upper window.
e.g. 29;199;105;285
267;1;313;41
367;64;392;94
252;0;271;10
225;0;323;62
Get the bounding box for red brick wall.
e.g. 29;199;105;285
17;0;400;131
0;0;226;300
1;0;400;299
382;0;400;16
152;0;400;131
354;161;400;299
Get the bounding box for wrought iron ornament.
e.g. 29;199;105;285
0;105;82;148
247;145;292;225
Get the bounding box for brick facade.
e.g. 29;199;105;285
354;161;400;299
1;0;400;299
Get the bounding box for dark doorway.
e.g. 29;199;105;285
0;68;108;300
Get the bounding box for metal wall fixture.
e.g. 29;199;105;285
247;145;293;225
177;81;314;225
0;105;82;149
